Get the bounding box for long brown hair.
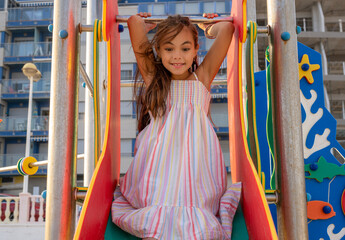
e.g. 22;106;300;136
134;15;199;131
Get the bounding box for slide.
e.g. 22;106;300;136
74;0;278;239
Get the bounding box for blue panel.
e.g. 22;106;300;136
2;92;50;99
7;20;53;28
213;127;228;133
226;1;232;13
132;139;136;157
199;2;204;14
0;132;26;137
4;56;33;63
256;42;345;240
254;70;274;190
297;42;345;240
138;4;148;13
166;3;176;14
1;32;5;44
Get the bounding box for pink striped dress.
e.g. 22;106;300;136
112;74;241;239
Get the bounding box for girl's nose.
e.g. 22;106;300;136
174;51;182;59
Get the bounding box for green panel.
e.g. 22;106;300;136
105;205;248;239
104;213;140;240
231;204;249;240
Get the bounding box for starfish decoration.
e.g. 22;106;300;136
299;54;320;84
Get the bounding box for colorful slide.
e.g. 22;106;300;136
74;0;278;239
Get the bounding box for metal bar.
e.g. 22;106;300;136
265;192;279;204
74;188;87;201
116;15;233;24
79;61;94;97
267;0;309;239
0;155;85;173
257;25;270;34
79;15;233;32
84;0;102;187
23;76;34;193
82;23;269;34
45;0;80;238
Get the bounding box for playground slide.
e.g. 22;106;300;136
74;0;278;239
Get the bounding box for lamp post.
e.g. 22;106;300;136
22;63;41;193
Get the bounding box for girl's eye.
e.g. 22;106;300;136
182;48;190;52
165;48;173;52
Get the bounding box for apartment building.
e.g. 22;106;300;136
0;0;344;195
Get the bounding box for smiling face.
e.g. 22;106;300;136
158;27;199;80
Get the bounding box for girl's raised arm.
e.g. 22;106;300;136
197;14;235;89
127;13;156;86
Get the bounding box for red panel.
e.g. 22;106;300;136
74;0;121;239
227;0;277;238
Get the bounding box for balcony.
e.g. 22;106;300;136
328;61;345;75
1;78;50;99
3;42;52;63
131;1;231;16
0;116;49;136
7;7;53;27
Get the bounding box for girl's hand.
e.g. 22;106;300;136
198;13;219;39
137;12;157;33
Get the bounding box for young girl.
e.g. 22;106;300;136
112;13;241;240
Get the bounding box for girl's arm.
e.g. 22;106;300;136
127;13;156;86
196;14;235;89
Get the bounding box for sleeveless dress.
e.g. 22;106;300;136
112;73;241;239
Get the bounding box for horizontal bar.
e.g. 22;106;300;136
0;154;85;173
79;15;233;32
257;25;271;34
116;15;233;24
265;191;279;204
74;188;87;201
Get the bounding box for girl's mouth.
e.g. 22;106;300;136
171;63;185;68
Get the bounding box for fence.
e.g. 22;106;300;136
0;194;45;224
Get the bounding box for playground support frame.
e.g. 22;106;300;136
267;0;309;239
45;0;80;239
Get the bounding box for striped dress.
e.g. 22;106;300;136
112;75;241;239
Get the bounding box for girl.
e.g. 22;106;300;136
112;13;241;240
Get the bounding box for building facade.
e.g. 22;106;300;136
0;0;344;195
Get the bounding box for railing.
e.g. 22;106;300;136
1;78;51;94
0;194;45;224
3;42;52;57
0;197;19;223
296;18;344;32
328;61;345;75
0;154;48;168
330;100;345;120
0;116;49;132
326;20;344;32
135;1;230;16
28;195;45;223
296;18;313;32
7;7;53;22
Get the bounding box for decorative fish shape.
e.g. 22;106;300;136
305;156;345;182
307;200;335;220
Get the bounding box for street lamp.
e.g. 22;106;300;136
21;63;41;193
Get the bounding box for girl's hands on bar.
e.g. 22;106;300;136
137;12;157;33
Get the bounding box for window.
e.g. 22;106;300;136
1;177;14;183
121;70;133;80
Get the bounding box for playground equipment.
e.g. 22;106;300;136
1;0;344;239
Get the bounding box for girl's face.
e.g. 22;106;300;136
158;27;199;80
